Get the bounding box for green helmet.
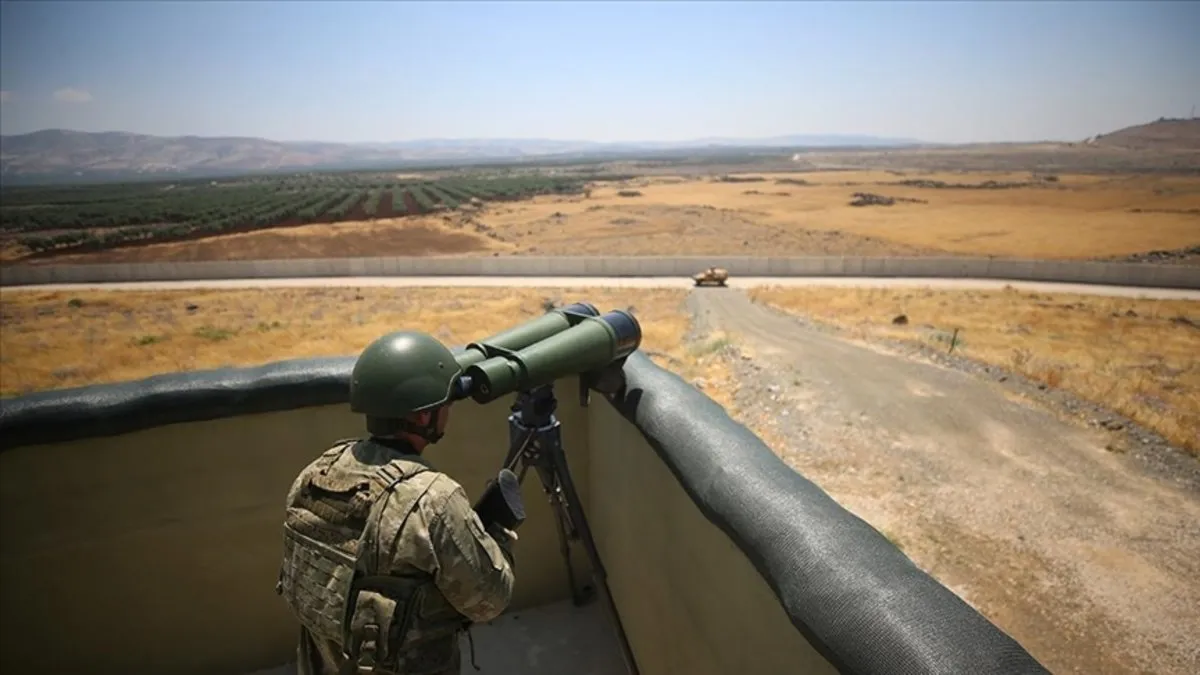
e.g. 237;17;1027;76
349;331;463;440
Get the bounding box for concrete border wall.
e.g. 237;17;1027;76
2;255;1198;289
0;352;1052;675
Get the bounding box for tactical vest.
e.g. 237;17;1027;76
276;439;467;674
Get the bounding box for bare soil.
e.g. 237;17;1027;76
8;219;493;265
687;288;1200;675
479;202;945;257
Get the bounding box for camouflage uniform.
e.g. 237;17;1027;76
276;331;519;675
279;437;516;675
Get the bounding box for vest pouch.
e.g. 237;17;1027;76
278;525;359;647
345;576;459;675
303;464;374;526
346;589;400;673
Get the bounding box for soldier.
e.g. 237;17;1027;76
276;330;520;675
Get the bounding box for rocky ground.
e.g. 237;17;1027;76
682;288;1200;675
1102;244;1200;267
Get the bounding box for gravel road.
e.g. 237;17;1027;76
688;288;1200;675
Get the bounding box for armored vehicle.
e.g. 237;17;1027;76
692;266;729;287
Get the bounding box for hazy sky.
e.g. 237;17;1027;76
1;1;1197;144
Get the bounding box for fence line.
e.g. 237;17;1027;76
2;255;1198;289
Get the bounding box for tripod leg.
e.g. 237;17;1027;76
504;427;536;471
547;449;640;675
508;385;639;675
549;487;588;606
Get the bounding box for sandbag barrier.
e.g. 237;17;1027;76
608;352;1049;674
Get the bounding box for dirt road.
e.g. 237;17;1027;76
3;276;1198;300
688;288;1200;675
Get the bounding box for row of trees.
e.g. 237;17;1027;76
9;176;589;255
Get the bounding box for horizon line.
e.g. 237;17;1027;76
5;115;1193;147
1;126;1064;147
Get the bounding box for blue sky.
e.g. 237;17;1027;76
1;1;1197;144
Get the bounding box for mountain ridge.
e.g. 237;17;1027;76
1082;117;1200;151
0;128;930;182
3;118;1195;184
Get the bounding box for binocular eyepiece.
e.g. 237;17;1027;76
450;301;642;404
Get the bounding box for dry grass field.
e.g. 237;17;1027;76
4;282;1194;460
0;287;738;411
7;170;1198;265
481;170;1200;259
747;285;1200;457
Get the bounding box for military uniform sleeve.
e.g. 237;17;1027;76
425;482;516;624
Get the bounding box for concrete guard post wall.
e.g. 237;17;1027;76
0;354;1052;675
2;255;1198;289
0;356;592;675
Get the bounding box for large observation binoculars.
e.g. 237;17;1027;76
451;301;642;404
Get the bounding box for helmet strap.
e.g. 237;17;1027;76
422;404;448;444
422;413;445;444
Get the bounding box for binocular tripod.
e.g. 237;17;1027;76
499;381;640;675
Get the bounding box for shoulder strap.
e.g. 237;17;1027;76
355;459;437;577
339;459;450;668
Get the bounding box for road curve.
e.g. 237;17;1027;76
688;288;1200;675
2;275;1198;299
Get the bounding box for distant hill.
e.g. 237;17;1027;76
1084;118;1200;151
0;128;925;183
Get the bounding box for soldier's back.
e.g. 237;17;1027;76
280;438;474;675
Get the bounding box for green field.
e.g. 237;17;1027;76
0;172;601;256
